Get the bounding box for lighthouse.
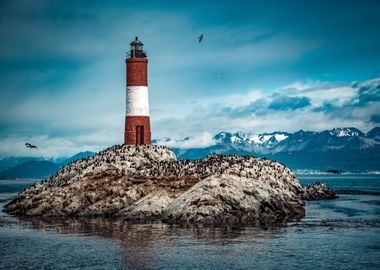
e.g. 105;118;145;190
124;37;151;145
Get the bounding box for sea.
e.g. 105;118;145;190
0;174;379;270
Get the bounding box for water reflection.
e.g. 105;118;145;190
1;197;380;270
11;217;284;269
2;177;380;269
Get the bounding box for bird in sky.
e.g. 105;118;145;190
198;34;204;43
25;143;38;149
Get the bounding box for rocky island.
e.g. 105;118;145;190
4;145;335;225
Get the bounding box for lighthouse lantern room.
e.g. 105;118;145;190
124;37;151;145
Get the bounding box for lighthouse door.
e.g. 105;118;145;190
136;125;144;145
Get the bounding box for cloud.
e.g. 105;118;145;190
0;134;96;158
1;76;379;156
153;77;380;141
1;1;379;156
268;95;311;111
280;81;357;107
353;78;380;105
155;132;216;149
216;94;312;118
370;114;380;124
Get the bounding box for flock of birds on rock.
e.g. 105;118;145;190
23;144;298;195
35;145;174;188
134;154;291;181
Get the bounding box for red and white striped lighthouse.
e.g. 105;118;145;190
124;37;151;145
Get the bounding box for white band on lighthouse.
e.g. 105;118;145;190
126;86;150;116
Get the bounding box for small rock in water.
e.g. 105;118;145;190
302;182;337;200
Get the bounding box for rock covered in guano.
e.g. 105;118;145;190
302;182;337;200
5;145;311;225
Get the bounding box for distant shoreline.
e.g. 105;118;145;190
295;171;380;176
0;178;40;181
335;190;380;195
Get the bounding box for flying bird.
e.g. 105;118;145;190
25;143;38;149
198;34;204;43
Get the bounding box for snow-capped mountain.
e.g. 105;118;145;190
171;127;380;172
328;127;364;137
214;131;289;147
210;127;377;154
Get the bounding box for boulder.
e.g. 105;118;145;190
302;182;337;200
122;189;173;220
163;174;304;225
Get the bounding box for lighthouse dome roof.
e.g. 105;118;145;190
130;36;143;46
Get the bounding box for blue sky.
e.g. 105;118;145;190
0;0;379;157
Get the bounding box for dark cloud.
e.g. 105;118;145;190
218;95;311;119
268;95;311;111
354;79;380;105
219;99;268;117
312;102;335;113
370;114;380;123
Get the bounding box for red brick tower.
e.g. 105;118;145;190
124;37;151;145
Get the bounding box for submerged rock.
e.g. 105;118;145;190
302;182;337;200
5;145;315;225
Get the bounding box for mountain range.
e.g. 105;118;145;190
0;127;379;179
171;127;380;172
0;151;95;179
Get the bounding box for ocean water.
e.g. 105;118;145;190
0;175;379;270
298;173;380;192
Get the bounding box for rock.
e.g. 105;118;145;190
4;144;315;225
163;174;304;225
122;189;173;220
302;182;337;200
63;197;82;215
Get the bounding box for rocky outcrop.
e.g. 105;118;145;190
163;174;304;225
5;145;317;225
302;182;337;200
122;189;173;220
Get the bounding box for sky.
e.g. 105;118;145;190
0;0;379;157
